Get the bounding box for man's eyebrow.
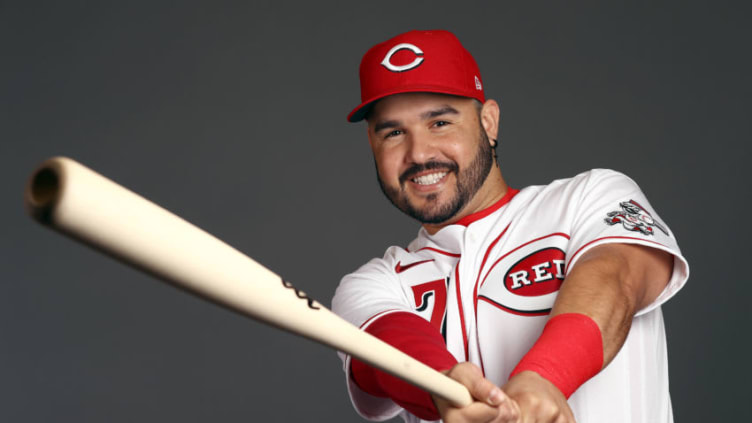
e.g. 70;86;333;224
420;105;460;120
372;106;460;133
373;120;401;133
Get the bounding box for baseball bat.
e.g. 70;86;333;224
24;156;472;407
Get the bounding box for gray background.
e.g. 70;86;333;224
2;1;749;422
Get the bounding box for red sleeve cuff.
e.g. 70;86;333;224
351;312;457;420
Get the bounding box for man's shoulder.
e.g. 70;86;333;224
345;246;405;276
519;168;635;191
514;168;639;201
341;244;433;280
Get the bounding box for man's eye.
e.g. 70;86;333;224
434;120;450;127
385;130;403;138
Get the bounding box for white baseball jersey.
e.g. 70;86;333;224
333;169;690;423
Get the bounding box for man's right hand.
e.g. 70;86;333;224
432;362;520;423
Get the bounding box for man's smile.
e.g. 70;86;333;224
411;171;448;186
399;161;459;190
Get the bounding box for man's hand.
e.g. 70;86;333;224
502;371;575;423
432;362;520;423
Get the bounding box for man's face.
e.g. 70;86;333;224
367;93;494;224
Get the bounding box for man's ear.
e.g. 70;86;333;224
480;99;500;145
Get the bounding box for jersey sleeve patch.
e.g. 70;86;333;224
604;199;668;236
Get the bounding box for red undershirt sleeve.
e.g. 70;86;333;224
350;311;458;421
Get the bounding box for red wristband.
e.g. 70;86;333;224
510;313;603;398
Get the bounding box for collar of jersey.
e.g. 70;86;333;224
408;187;520;254
453;187;520;227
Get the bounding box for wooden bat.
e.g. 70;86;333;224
24;156;472;407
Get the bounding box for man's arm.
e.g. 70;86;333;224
552;243;673;364
503;242;674;423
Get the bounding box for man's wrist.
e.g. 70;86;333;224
509;313;603;398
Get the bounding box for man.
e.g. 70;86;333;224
332;29;689;423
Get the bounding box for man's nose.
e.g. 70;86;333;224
405;131;438;164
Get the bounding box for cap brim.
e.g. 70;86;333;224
346;85;484;122
347;100;375;122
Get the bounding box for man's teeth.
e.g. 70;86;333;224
413;172;448;185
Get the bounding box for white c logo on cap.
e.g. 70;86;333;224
381;43;424;72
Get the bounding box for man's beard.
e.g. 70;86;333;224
376;129;494;224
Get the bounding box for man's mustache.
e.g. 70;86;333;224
399;161;459;185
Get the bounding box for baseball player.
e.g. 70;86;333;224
332;30;689;423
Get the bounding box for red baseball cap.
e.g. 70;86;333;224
347;29;485;122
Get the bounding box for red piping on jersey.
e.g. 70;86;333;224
415;246;461;257
565;236;668;273
454;264;469;361
472;223;512;314
471;223;511;376
477;295;552;317
454;188;520;227
478;232;571;289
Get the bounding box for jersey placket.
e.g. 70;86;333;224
455;223;484;365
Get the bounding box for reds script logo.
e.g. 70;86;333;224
381;43;424;72
605;200;668;236
477;234;569;315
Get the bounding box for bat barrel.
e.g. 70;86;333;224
24;157;473;408
24;156;294;319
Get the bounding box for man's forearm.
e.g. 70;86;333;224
550;243;673;366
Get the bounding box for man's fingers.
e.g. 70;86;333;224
486;387;507;406
484;388;519;422
440;362;521;422
447;363;510;407
503;397;522;423
443;401;520;423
